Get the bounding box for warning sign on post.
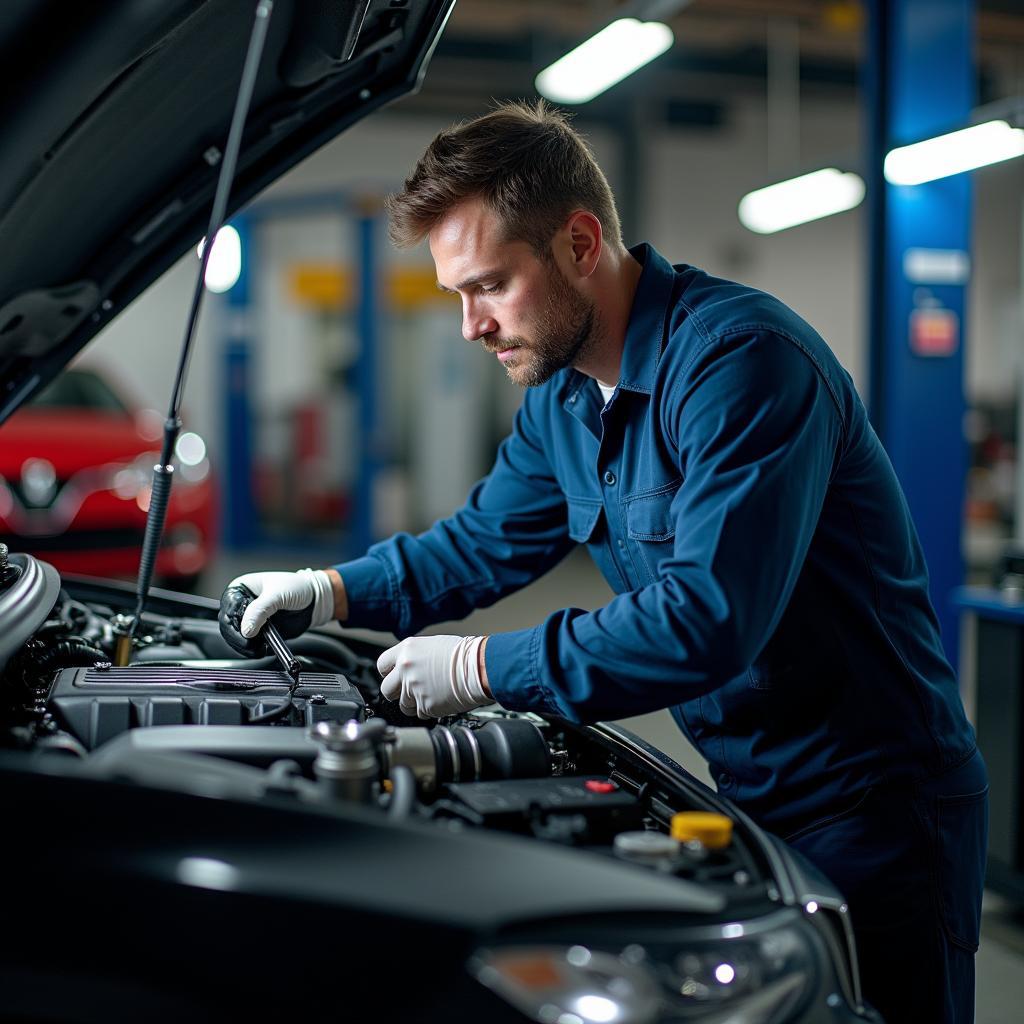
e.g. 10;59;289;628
909;307;959;357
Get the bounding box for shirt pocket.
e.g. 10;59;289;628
625;481;680;581
567;497;602;543
566;497;620;590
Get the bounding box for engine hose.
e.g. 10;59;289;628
388;765;416;819
247;694;296;725
62;598;107;644
35;640;108;673
33;620;71;637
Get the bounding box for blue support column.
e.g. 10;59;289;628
354;211;381;556
216;194;382;558
222;216;259;549
866;0;973;667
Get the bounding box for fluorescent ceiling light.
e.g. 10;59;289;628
197;225;242;293
884;119;1024;185
535;19;674;105
738;168;866;234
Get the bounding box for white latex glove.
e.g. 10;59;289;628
377;635;490;719
230;569;335;638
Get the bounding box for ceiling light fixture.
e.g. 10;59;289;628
738;168;866;234
197;225;242;293
535;18;674;105
884;119;1024;185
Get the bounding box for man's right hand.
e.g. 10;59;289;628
218;569;336;657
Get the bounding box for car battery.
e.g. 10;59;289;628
445;776;643;840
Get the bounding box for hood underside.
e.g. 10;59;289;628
0;0;454;424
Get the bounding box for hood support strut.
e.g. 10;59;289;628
127;0;275;648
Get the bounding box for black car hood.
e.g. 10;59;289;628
0;0;454;424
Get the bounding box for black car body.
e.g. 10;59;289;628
0;3;877;1021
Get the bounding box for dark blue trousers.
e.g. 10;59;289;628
784;749;988;1024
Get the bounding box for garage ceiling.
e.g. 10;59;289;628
399;0;1024;123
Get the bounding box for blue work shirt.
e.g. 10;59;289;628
336;243;976;835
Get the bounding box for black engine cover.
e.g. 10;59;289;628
49;665;365;750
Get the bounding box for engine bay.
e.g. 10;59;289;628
0;548;767;897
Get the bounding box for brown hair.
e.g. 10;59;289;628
385;99;622;255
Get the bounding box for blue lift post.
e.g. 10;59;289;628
866;0;973;669
355;208;381;559
218;194;385;560
222;214;260;549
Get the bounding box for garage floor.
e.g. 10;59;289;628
204;547;1024;1020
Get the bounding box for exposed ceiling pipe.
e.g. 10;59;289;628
767;18;801;176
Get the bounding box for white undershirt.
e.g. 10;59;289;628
597;381;617;407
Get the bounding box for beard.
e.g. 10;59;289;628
487;262;601;388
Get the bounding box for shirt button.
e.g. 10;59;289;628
603;470;617;486
617;539;626;550
568;393;577;404
719;772;733;788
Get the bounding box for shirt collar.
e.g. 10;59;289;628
562;242;677;407
616;242;677;395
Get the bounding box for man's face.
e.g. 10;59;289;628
430;198;598;387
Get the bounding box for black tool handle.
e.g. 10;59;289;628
264;619;301;681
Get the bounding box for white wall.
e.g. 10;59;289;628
645;95;866;389
75;253;219;441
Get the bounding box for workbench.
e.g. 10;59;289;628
956;586;1024;902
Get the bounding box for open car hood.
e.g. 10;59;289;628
0;0;455;424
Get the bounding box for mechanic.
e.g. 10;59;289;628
221;101;986;1024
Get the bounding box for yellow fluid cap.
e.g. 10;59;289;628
670;812;733;849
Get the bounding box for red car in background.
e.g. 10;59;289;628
0;368;215;587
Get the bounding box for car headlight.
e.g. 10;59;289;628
110;441;209;503
470;912;815;1024
111;454;158;502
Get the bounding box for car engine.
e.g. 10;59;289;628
0;546;766;886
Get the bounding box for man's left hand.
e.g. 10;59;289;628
378;635;491;719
